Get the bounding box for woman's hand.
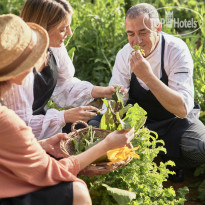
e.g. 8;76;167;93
64;106;99;123
75;127;135;170
91;85;127;99
114;85;128;96
104;127;135;150
101;86;116;98
39;133;68;158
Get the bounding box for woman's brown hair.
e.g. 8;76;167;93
20;0;73;31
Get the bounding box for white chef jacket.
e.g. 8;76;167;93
108;32;196;116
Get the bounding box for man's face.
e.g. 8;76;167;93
125;14;161;57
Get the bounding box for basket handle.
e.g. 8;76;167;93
71;120;89;132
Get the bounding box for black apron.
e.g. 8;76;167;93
32;49;58;115
127;35;191;158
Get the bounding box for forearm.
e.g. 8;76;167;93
52;78;94;107
75;140;109;170
145;74;187;118
91;86;106;98
30;109;65;140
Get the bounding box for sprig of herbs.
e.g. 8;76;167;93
131;44;145;56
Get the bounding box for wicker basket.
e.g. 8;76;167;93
60;120;133;177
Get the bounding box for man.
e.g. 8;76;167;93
108;3;205;181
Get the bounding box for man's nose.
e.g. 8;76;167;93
133;35;142;45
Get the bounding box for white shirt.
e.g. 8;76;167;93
4;45;94;140
108;33;196;116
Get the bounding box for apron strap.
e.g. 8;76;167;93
160;35;168;85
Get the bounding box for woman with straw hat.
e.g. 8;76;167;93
0;14;134;205
4;0;126;140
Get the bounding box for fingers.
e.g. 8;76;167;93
135;50;143;60
77;106;98;121
57;133;69;140
131;50;143;64
83;106;99;112
110;86;116;93
65;107;97;123
51;133;68;142
115;127;135;144
125;127;135;140
119;85;128;95
112;84;127;95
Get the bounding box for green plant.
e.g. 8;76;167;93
80;126;188;204
0;0;25;15
68;0;127;86
79;88;188;204
186;37;205;123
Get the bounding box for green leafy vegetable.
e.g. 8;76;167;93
100;93;147;131
72;126;102;154
121;103;147;130
102;184;136;204
112;85;124;107
86;84;188;204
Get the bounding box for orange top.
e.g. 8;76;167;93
0;105;84;198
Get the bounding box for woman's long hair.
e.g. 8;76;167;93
20;0;73;31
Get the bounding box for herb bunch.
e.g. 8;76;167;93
131;45;145;56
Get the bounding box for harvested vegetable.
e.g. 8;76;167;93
107;146;140;165
72;126;102;154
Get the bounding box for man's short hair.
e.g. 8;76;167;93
126;3;160;28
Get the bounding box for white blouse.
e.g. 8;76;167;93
108;33;197;116
4;45;94;140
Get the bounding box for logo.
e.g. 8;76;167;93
143;6;203;36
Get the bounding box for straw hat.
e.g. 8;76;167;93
0;14;49;81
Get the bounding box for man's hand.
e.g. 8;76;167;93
101;86;116;98
130;50;187;118
39;133;69;158
130;50;153;84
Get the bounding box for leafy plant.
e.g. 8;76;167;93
68;0;127;86
100;85;147;131
0;0;25;15
80;87;188;204
102;184;136;204
80;127;188;204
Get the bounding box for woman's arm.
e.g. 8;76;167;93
3;72;66;140
50;46;95;107
0;107;83;188
76;128;134;170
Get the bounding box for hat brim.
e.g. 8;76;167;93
0;23;49;81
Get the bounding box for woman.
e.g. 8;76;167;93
4;0;126;139
0;14;134;205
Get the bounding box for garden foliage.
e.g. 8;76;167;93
1;0;205;204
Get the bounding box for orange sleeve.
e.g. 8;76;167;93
0;106;86;197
